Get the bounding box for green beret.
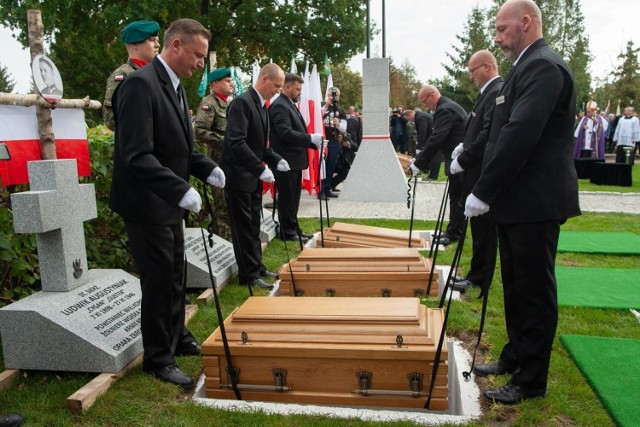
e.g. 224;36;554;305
121;20;160;44
208;67;232;83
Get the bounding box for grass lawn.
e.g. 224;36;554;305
1;211;639;426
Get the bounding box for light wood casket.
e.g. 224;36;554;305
278;247;439;297
320;222;428;249
202;297;448;409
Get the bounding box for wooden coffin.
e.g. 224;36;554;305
202;297;448;410
397;153;414;170
320;222;428;249
278;247;439;297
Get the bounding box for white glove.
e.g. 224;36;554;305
451;142;464;159
310;133;323;148
259;167;275;183
277;159;290;172
464;193;490;217
449;158;464;175
408;160;421;176
178;187;202;213
206;166;226;188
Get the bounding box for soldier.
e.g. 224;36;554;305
103;20;160;131
194;67;234;240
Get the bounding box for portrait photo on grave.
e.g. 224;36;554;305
32;54;64;101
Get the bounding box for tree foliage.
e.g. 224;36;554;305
389;58;422;110
441;7;493;111
322;62;362;110
442;0;592;111
0;1;367;125
0;63;15;93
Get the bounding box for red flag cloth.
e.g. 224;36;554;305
0;105;90;186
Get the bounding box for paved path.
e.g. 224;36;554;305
296;181;640;220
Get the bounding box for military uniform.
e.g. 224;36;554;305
195;68;233;240
103;60;139;131
195;94;228;160
103;20;159;131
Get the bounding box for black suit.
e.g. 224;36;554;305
456;77;503;292
269;93;314;237
473;39;580;390
111;57;217;370
414;96;468;240
220;87;282;283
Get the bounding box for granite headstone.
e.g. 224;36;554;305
184;227;237;289
0;160;143;373
259;208;277;242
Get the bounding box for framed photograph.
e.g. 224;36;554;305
32;54;64;101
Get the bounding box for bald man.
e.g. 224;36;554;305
220;63;288;290
409;84;468;246
448;50;503;295
466;0;580;404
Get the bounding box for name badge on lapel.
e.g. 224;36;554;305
496;96;505;105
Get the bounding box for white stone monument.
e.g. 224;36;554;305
338;58;408;202
0;160;143;372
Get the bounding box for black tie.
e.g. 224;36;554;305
176;84;189;128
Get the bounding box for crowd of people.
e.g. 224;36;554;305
573;102;639;164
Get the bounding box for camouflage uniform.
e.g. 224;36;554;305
406;120;418;156
103;60;139;131
195;94;231;240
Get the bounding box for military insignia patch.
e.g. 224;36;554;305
201;105;210;111
114;75;125;81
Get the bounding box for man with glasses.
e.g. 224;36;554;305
447;50;503;294
409;84;467;246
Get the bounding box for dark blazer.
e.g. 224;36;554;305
220;87;282;192
414;110;434;151
457;77;504;183
269;93;313;170
414;96;467;173
473;39;580;224
110;57;216;225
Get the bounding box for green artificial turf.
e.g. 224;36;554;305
556;266;640;309
558;231;640;255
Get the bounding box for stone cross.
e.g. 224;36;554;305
11;159;97;292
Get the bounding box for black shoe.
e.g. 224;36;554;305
299;232;314;239
244;278;274;289
331;188;341;192
483;383;547;404
0;413;24;427
147;364;195;389
326;191;339;198
474;359;514;377
433;236;455;246
175;341;201;357
280;233;308;243
260;270;279;280
452;278;477;293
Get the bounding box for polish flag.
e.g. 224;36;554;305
301;64;325;195
0;105;90;186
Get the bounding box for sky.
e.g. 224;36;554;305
1;0;639;94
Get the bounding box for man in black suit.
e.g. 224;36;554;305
448;50;503;294
270;73;323;242
111;19;226;389
466;0;580;404
220;63;288;289
408;84;467;246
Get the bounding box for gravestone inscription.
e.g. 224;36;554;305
184;227;237;289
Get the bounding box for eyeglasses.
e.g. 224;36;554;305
468;63;485;74
419;92;434;105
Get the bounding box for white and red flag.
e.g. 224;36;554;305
0;105;90;186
